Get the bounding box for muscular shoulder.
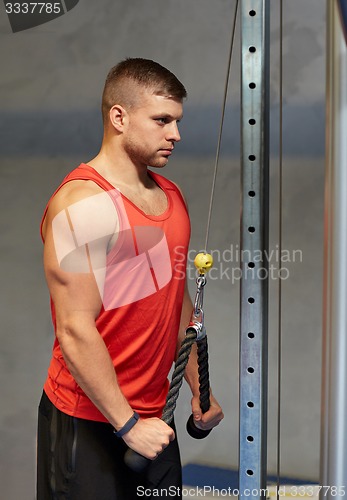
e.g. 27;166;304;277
48;180;104;217
43;179;120;278
43;180;118;242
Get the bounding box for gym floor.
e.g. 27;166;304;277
182;464;319;499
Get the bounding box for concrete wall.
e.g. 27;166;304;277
0;1;326;497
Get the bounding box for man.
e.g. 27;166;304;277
37;58;223;499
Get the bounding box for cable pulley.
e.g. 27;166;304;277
125;255;214;472
124;0;240;474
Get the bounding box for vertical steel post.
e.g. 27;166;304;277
239;0;270;498
320;1;347;497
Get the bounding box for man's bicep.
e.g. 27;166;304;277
44;224;105;319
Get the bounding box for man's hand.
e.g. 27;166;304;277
190;393;224;432
122;417;175;460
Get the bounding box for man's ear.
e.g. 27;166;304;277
109;104;128;132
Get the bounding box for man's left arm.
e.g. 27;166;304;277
176;282;224;431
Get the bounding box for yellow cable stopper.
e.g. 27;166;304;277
194;252;214;274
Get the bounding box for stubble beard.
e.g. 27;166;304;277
123;138;169;169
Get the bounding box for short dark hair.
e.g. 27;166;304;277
101;58;187;125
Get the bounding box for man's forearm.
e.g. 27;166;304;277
57;322;133;430
54;320;177;460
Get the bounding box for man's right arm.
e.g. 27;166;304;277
43;181;174;459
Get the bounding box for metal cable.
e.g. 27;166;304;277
160;0;240;452
276;0;284;497
124;3;241;473
204;0;239;253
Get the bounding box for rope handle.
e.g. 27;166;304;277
124;255;214;472
186;335;212;439
124;329;212;471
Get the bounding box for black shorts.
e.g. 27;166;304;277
37;391;182;500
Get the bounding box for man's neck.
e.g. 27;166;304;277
86;144;151;190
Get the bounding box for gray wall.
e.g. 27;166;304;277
0;0;326;497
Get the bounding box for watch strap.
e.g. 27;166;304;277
114;412;140;438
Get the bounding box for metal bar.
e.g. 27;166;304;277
320;1;347;497
239;0;270;498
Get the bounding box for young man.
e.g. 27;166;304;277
37;58;223;499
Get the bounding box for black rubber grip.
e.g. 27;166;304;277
124;448;150;473
124;415;212;473
186;413;212;439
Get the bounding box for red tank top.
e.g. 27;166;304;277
41;163;190;421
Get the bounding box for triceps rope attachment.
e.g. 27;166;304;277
123;254;214;472
161;253;213;425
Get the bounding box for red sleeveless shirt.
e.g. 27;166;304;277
41;163;190;421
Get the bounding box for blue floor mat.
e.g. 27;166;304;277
182;463;317;490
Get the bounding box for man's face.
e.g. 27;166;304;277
122;92;183;169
